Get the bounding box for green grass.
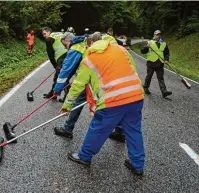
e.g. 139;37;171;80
0;37;47;96
131;33;199;82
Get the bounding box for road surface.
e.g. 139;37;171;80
0;41;198;193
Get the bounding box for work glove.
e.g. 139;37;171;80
164;61;169;65
59;102;71;116
55;66;61;73
59;108;69;116
53;92;60;96
146;43;150;48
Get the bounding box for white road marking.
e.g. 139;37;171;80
179;142;199;166
130;44;199;85
0;60;49;109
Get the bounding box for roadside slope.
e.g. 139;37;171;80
0;37;47;96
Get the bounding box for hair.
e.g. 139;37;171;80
92;32;102;42
107;27;113;34
61;32;75;41
42;27;52;33
86;35;93;47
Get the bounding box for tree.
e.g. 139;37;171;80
0;1;69;38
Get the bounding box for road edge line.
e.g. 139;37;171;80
0;60;49;109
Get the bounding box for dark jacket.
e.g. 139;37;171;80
46;37;57;68
141;39;169;67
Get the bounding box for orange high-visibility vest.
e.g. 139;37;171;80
83;44;144;108
27;33;34;45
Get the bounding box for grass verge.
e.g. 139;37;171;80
0;37;47;96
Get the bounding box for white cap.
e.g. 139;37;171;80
154;30;161;35
67;27;74;32
85;28;89;31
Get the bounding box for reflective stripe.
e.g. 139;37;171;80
101;74;138;90
67;94;75;101
103;84;142;99
64;100;73;105
57;77;67;83
84;58;101;79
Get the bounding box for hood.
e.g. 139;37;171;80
71;35;86;46
88;40;109;54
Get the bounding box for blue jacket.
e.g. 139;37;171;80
53;36;86;94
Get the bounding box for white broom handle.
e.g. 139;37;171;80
6;101;87;144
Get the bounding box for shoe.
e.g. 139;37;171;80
54;127;73;138
58;98;65;103
0;137;4;162
162;91;172;98
144;87;151;95
68;152;91;166
43;91;57;99
109;131;125;142
124;160;144;176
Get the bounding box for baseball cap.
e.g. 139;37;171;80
154;30;161;35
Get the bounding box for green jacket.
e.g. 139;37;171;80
62;40;139;111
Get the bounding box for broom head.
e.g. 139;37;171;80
181;78;191;89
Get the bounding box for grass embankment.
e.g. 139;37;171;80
0;38;47;96
131;33;199;82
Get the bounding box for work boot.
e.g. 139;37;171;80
54;127;73;138
43;90;57;99
124;160;144;176
144;87;151;95
162;91;172;98
58;98;65;103
109;131;125;143
68;152;91;166
59;93;67;103
0;137;4;162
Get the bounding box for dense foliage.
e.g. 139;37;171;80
0;1;198;38
0;1;198;96
0;1;69;39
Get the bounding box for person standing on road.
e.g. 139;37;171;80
42;27;67;99
105;27;124;46
141;30;172;98
53;32;87;137
60;33;145;176
94;31;137;143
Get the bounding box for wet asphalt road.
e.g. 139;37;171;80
0;42;199;193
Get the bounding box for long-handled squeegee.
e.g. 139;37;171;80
0;102;87;162
149;46;191;89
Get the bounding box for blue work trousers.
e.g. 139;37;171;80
78;100;145;171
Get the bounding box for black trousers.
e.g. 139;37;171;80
143;66;167;94
51;53;67;92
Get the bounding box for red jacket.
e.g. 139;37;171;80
26;33;34;45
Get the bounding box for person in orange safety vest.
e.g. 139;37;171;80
61;33;145;175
